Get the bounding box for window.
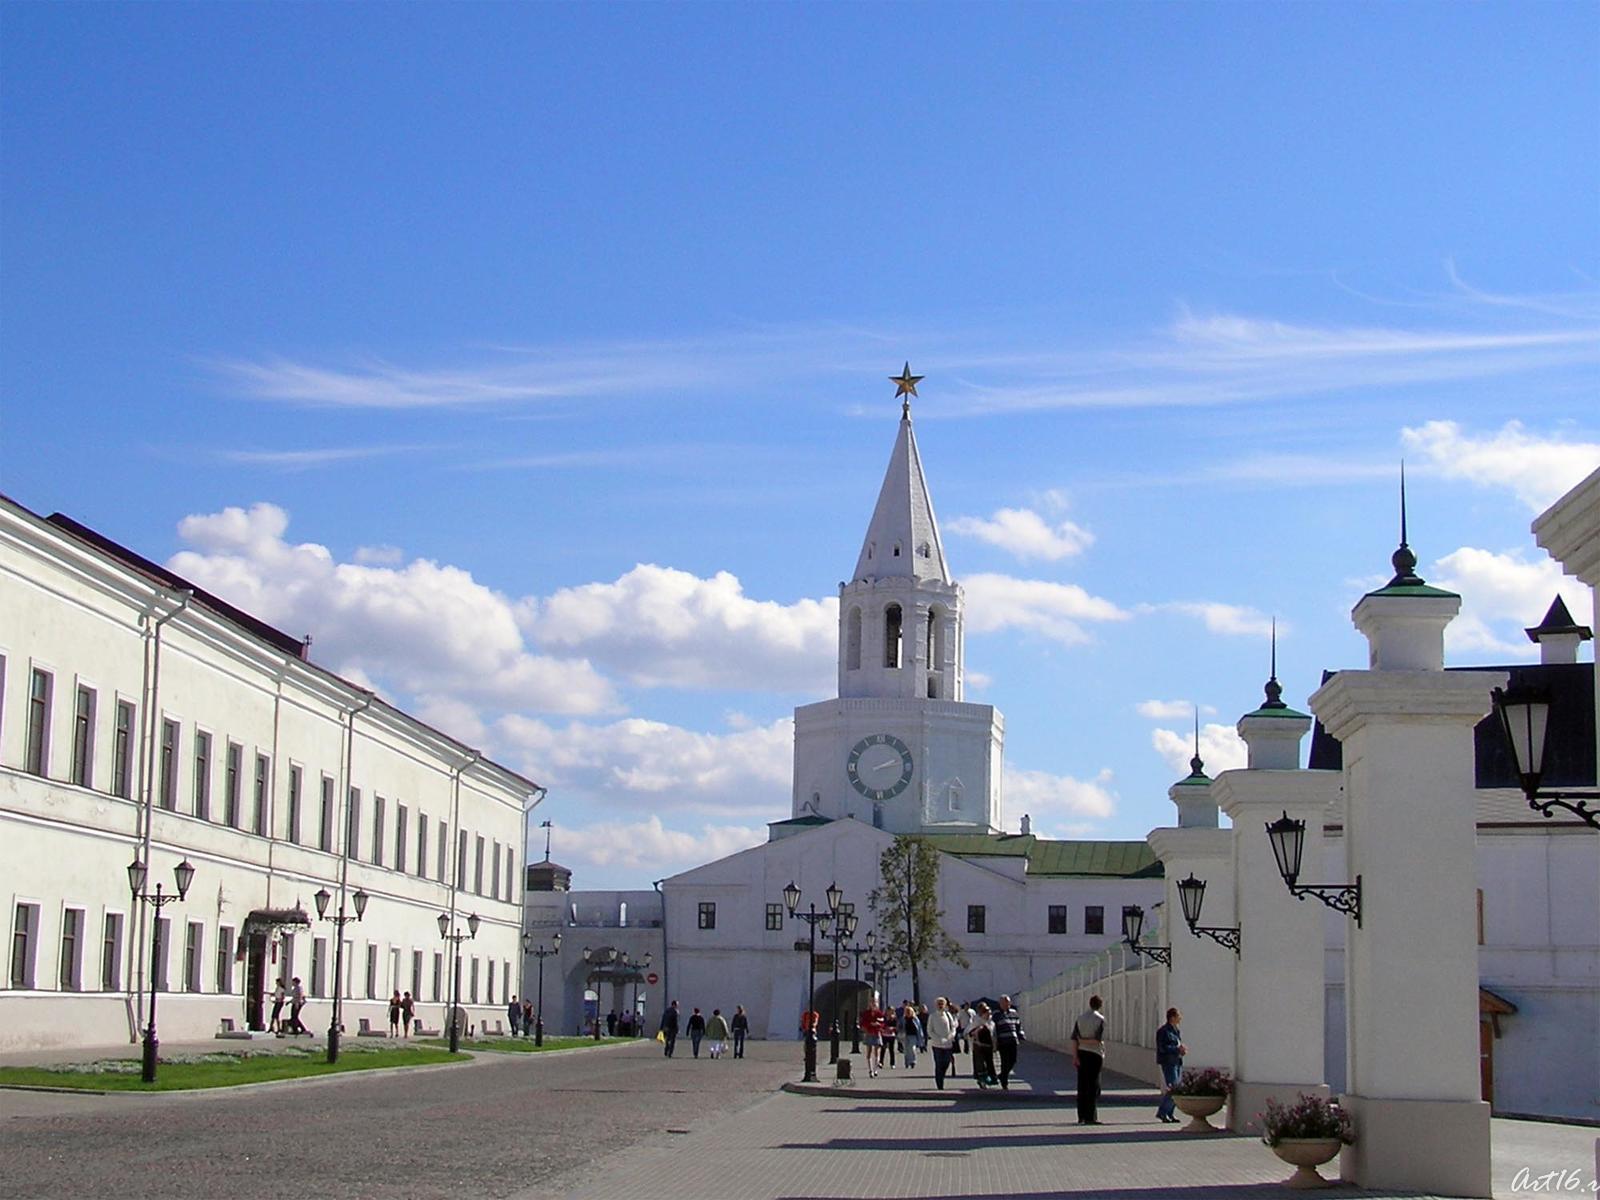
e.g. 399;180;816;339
1084;906;1104;936
365;944;377;1000
846;607;862;671
765;903;784;931
70;685;95;788
371;795;385;866
395;804;408;874
311;937;327;998
431;952;443;1002
1048;905;1068;935
286;766;302;844
101;913;124;991
967;904;986;934
469;957;480;1004
342;939;353;999
698;902;717;930
224;742;242;827
346;788;362;860
153;917;170;991
490;839;500;899
417;814;429;877
411;950;423;1000
319;776;335;851
252;754;269;835
184;922;204;992
457;829;468;889
159;719;178;810
216;926;234;993
25;667;52;776
884;605;903;669
112;701;135;799
11;903;39;988
487;959;496;1005
193;731;212;820
505;847;515;901
59;908;84;990
475;835;485;895
437;822;449;882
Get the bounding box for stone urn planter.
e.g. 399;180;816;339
1172;1092;1227;1133
1271;1137;1342;1188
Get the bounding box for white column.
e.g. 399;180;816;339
1214;766;1338;1132
1311;589;1504;1198
1147;826;1236;1077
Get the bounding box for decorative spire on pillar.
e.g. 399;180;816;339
1262;617;1287;710
1387;462;1427;588
1189;707;1206;778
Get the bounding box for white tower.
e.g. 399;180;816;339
791;368;1004;833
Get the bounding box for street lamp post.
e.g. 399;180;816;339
127;856;195;1083
1174;874;1242;955
314;884;370;1063
628;952;652;1035
437;910;480;1054
841;928;875;1055
1264;811;1364;925
1491;684;1600;827
783;879;842;1083
827;910;858;1064
522;930;561;1047
1120;905;1172;968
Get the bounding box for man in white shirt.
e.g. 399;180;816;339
1071;994;1107;1125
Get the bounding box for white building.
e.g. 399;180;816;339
1;495;540;1050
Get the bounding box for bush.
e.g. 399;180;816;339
1169;1066;1233;1097
1259;1094;1356;1147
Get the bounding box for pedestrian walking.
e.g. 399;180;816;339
687;1006;706;1057
1072;993;1107;1125
606;1009;618;1037
900;1002;921;1069
508;994;522;1037
927;996;958;1090
917;1003;930;1052
388;990;403;1037
288;976;308;1035
993;995;1026;1090
401;991;415;1038
860;995;887;1077
268;977;287;1034
731;1005;749;1058
971;1002;999;1088
1155;1007;1187;1123
522;998;535;1036
705;1008;730;1058
958;1001;978;1056
659;999;681;1057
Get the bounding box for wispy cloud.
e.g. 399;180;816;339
216;444;433;470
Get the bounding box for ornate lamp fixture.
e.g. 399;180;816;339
1491;684;1600;828
1265;811;1362;925
1120;904;1171;968
1175;875;1241;955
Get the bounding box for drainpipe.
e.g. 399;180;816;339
446;748;482;1023
129;587;192;1037
521;786;547;996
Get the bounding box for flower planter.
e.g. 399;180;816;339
1272;1137;1342;1188
1172;1092;1227;1133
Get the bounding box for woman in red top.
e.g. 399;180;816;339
859;997;887;1077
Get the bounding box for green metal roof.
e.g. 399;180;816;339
1363;582;1460;599
1241;704;1311;720
918;833;1161;879
768;814;832;827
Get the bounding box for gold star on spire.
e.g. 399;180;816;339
889;362;923;416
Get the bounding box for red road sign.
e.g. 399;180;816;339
646;972;659;985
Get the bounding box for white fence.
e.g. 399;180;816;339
1017;942;1166;1086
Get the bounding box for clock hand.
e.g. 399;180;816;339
867;759;900;778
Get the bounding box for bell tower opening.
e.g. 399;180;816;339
884;604;903;669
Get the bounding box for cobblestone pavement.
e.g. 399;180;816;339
0;1037;796;1200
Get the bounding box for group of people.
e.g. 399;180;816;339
856;995;1028;1091
267;977;310;1036
1069;993;1189;1126
499;995;545;1037
656;1000;750;1059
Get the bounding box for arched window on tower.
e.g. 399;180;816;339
846;607;862;671
884;604;902;669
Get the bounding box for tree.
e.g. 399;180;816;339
868;834;967;1005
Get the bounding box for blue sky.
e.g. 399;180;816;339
3;3;1597;887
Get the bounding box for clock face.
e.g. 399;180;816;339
847;734;914;800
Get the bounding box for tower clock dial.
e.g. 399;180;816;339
847;733;914;801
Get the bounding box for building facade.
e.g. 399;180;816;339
1;496;539;1050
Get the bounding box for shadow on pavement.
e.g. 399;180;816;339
773;1128;1214;1151
775;1189;1343;1200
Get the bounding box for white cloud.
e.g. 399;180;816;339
353;544;405;565
1402;420;1600;512
1433;546;1592;658
217;445;428;470
1152;601;1277;638
948;507;1095;562
555;815;767;873
962;573;1128;645
1136;699;1216;721
525;564;837;693
494;714;793;818
1151;723;1248;779
1004;766;1117;829
169;503;619;717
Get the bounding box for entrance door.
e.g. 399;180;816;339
245;933;269;1030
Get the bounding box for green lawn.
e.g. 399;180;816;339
0;1044;463;1092
418;1035;631;1053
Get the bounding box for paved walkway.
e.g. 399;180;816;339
548;1044;1599;1200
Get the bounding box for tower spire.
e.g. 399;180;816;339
1387;461;1426;587
1262;617;1286;709
852;367;947;584
1189;706;1206;777
889;362;923;421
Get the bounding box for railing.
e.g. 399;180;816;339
1017;941;1167;1085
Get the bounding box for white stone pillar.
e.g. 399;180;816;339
1147;822;1236;1077
1214;727;1338;1132
1310;585;1505;1198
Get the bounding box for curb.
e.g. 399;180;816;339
781;1080;1162;1104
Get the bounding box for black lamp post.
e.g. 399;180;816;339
783;879;841;1083
314;884;369;1063
1121;904;1172;967
866;947;897;1065
826;909;858;1064
842;927;874;1055
522;930;561;1046
1174;875;1242;955
127;856;195;1083
1265;811;1363;925
437;910;479;1053
628;952;652;1035
1491;684;1600;828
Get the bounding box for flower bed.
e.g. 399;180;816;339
1259;1094;1355;1147
1169;1066;1233;1098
